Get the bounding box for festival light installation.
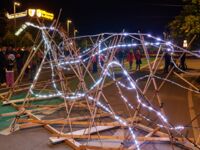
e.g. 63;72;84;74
2;22;200;150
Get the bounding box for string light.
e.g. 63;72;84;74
21;22;200;149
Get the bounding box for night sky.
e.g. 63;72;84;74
1;0;184;36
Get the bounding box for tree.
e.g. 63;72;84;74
169;0;200;49
2;31;15;46
0;10;8;46
1;18;36;47
19;32;34;47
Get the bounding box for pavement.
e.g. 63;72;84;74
103;58;200;145
0;127;71;150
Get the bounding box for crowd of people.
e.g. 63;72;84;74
91;48;187;74
0;46;187;87
91;49;142;73
0;46;41;87
127;49;142;71
164;51;187;73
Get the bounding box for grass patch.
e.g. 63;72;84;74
0;102;17;130
0;92;64;130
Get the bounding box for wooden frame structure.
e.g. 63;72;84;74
0;17;200;150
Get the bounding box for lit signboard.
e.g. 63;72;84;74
28;9;36;17
6;11;27;19
28;9;54;20
6;9;54;20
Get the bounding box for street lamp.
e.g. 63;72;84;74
13;1;21;47
67;19;72;37
183;40;188;48
74;29;78;37
14;2;21;27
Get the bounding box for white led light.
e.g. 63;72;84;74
166;41;172;45
155;42;160;45
23;23;200;148
156;37;161;41
147;34;152;37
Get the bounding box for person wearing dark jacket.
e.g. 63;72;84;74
117;49;124;65
30;59;37;81
23;47;30;74
0;47;6;85
92;55;98;73
164;52;171;73
180;53;186;70
135;50;142;71
127;50;134;70
16;48;24;74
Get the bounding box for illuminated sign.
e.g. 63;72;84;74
6;11;27;19
36;9;54;20
6;9;54;20
36;9;42;17
28;9;36;17
28;9;54;20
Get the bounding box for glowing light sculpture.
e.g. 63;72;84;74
2;22;200;150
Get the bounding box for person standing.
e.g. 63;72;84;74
127;50;134;70
99;53;105;67
164;52;171;73
135;50;142;71
92;55;98;73
118;49;124;66
180;53;186;70
0;47;6;86
37;50;43;65
23;47;30;75
30;59;37;81
16;47;24;74
6;51;16;87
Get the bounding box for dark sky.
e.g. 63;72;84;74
1;0;184;36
